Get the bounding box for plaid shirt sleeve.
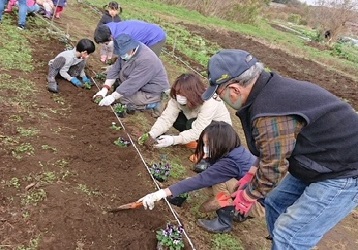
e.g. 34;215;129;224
247;115;305;199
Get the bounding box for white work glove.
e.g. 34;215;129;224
154;135;174;148
138;189;167;210
93;88;109;99
98;92;122;106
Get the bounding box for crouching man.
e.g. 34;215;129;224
93;34;170;117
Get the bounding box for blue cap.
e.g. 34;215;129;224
202;49;258;100
114;34;140;56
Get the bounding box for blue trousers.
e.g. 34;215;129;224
265;173;358;249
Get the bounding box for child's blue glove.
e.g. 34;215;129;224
70;77;83;87
82;76;91;84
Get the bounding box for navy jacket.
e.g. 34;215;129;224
97;10;121;26
169;147;257;197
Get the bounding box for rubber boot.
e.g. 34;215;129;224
197;206;234;233
48;82;59;93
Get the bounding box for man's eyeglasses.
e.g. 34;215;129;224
216;83;233;96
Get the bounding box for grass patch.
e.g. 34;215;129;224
18;127;39;137
12;142;35;159
0;20;34;71
21;189;47;206
169;162;187;180
0;74;37;100
77;184;101;196
7;177;21;189
211;234;244;250
17;235;41;250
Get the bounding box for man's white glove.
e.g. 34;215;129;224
93;88;108;99
154;135;174;148
138;189;167;210
98;92;122;106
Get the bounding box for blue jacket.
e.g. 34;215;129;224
106;20;166;47
169;147;257;197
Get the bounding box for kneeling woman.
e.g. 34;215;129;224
140;73;232;150
139;121;265;233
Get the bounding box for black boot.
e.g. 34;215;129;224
197;206;234;233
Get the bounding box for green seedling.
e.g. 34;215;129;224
114;137;131;147
111;122;122;131
93;95;103;104
84;82;92;90
95;73;107;81
138;133;149;145
113;103;127;118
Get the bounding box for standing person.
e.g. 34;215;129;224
138;121;265;233
97;1;122;63
36;0;55;19
47;38;95;93
138;73;231;150
0;0;27;29
93;34;170;117
52;0;66;19
94;20;166;57
18;0;40;29
202;49;358;249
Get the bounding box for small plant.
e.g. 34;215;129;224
138;133;149;145
93;95;103;104
114;137;131;147
110;122;122;131
156;223;185;250
95;72;107;81
7;177;21;189
113;103;127;118
149;162;171;182
84;82;92;90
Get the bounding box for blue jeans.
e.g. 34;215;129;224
0;0;5;21
18;1;40;26
265;173;358;250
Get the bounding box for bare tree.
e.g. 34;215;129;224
310;0;357;44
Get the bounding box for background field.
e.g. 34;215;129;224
0;0;357;249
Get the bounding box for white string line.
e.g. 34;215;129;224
36;8;197;249
90;75;197;250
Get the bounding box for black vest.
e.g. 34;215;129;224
237;72;358;183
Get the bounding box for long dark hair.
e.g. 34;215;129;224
170;73;206;110
195;121;241;164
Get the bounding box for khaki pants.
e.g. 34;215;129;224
212;178;265;218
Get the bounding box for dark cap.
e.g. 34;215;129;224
114;34;140;56
202;49;258;101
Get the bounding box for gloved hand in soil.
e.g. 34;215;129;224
154;135;174;148
70;77;83;87
232;189;257;217
138;189;168;210
93;87;109;99
82;76;91;84
98;92;122;106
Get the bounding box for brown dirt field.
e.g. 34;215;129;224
1;3;357;250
